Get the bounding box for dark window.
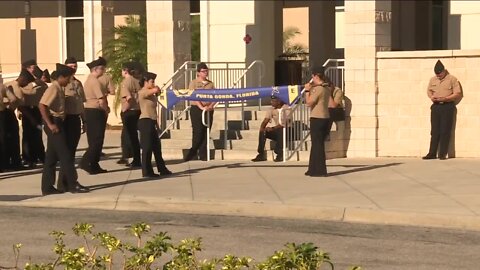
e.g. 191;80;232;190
66;0;83;17
335;0;345;7
190;0;200;14
65;0;84;61
66;19;85;61
432;0;445;50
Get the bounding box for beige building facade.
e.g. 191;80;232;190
1;0;480;157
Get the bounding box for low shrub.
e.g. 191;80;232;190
1;222;361;270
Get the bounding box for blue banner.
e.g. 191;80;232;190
158;85;302;110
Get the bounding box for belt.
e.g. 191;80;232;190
433;101;453;105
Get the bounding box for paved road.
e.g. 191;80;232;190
0;206;479;270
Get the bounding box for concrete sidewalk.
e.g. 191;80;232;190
1;133;480;231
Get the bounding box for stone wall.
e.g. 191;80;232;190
376;50;480;157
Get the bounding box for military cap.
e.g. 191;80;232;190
19;68;35;84
132;61;146;73
122;62;136;71
50;71;58;81
55;63;75;77
43;69;51;83
64;57;78;65
311;66;324;75
196;62;209;72
434;60;445;74
22;59;37;68
86;57;107;69
143;72;157;81
271;95;278;99
33;65;43;79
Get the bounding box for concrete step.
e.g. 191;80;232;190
167;129;261;140
161;132;346;152
160;148;345;162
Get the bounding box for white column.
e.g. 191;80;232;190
344;0;392;157
146;0;191;87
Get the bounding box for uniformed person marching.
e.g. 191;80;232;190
80;57;109;174
2;69;36;170
57;57;88;192
19;65;47;167
120;62;142;167
304;66;331;177
423;60;463;160
137;72;172;178
184;62;215;161
38;63;89;195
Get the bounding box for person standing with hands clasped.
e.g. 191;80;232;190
137;72;172;178
304;66;331;177
184;62;215;162
423;60;463;160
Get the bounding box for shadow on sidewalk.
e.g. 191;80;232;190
86;163;243;192
0;195;41;201
0;169;43;180
327;162;402;177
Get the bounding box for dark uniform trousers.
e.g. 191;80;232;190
42;117;78;193
308;118;329;176
121;110;141;163
20;106;45;164
257;128;283;156
81;108;107;170
58;114;82;190
188;105;214;159
120;111;133;160
427;102;456;158
4;109;22;167
138;118;168;176
0;111;6;171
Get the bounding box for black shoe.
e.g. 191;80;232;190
90;168;107;175
117;158;129;165
68;183;90;193
274;155;284;162
251;154;267;162
422;155;436;160
126;162;141;168
159;169;172;176
42;187;62;196
143;173;160;178
304;171;311;176
79;163;92;173
184;153;196;162
438;156;447;160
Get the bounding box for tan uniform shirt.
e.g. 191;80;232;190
3;81;23;109
427;73;462;101
39;81;65;119
309;84;330;119
120;76;141;111
331;86;344;108
1;82;19;111
22;82;48;107
138;88;157;120
265;104;291;127
188;78;215;107
98;74;115;96
65;77;86;115
83;74;107;110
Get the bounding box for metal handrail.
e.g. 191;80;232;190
282;59;345;161
157;61;265;155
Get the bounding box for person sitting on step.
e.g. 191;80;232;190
251;95;290;162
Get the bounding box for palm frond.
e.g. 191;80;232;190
100;15;147;115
